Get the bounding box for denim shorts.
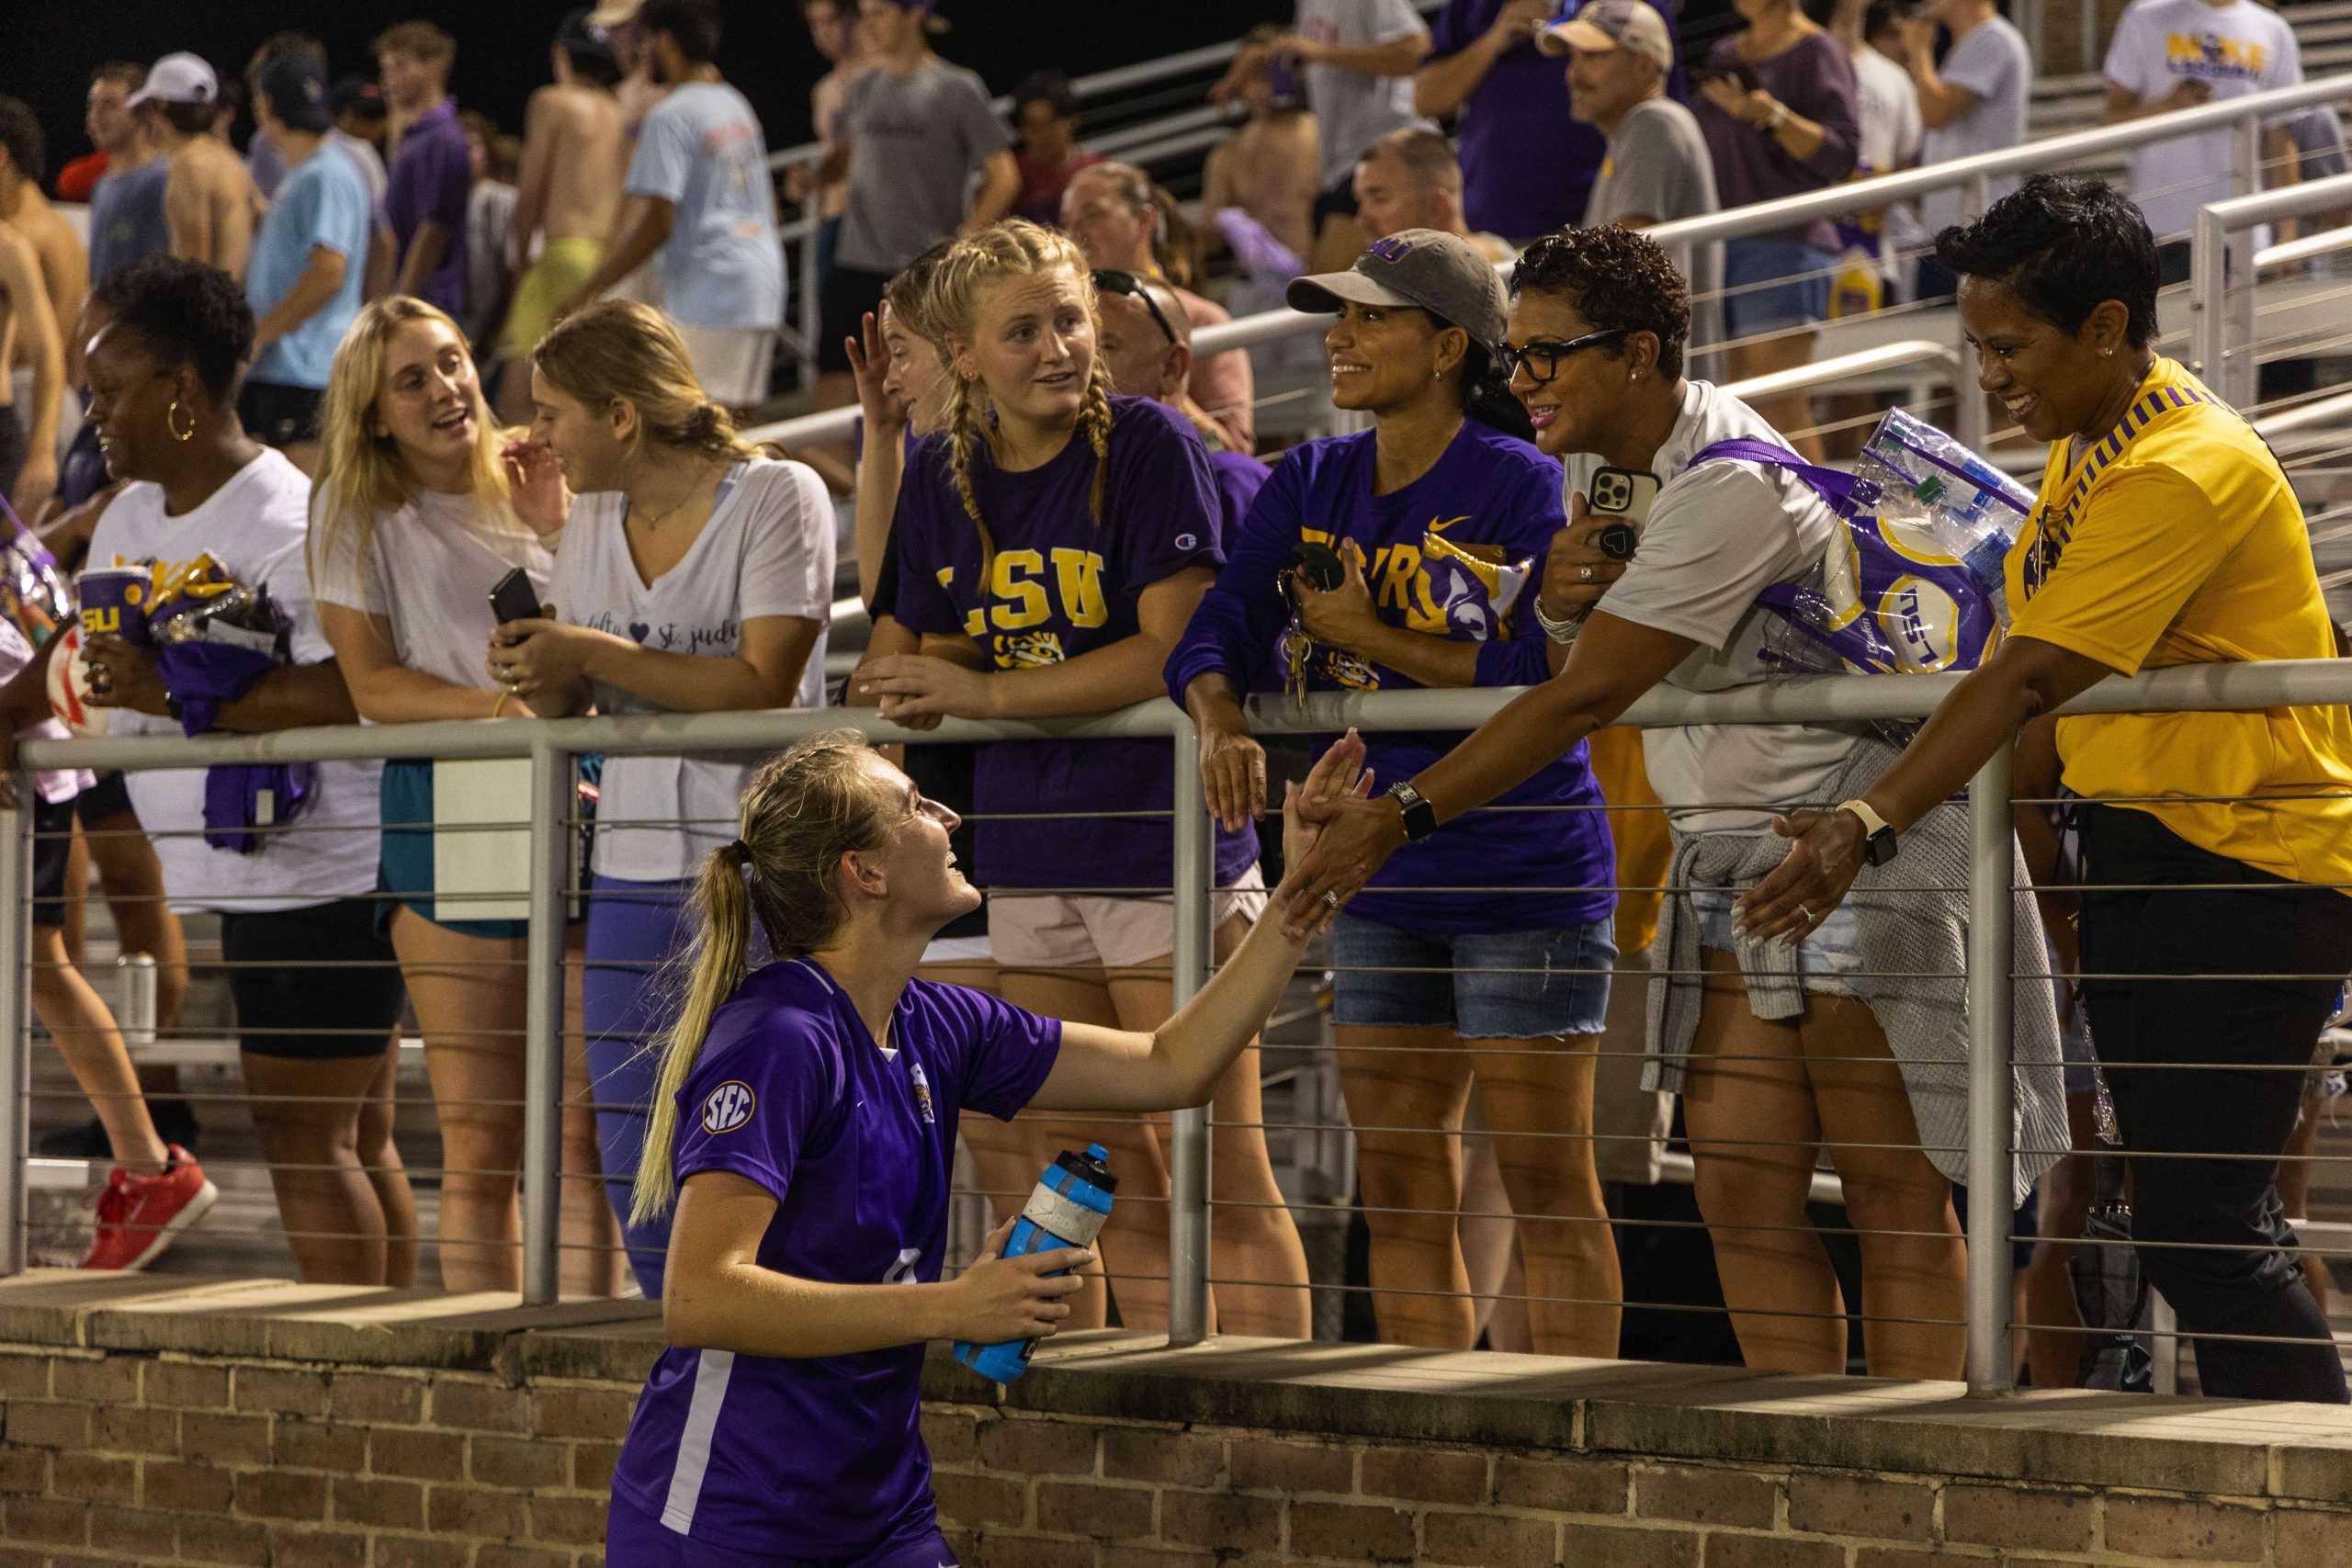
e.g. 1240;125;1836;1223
1723;239;1838;336
1689;886;1867;999
1329;913;1615;1038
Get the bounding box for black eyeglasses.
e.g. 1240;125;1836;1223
1091;268;1178;346
1498;328;1633;385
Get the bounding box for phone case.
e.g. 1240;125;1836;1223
1589;467;1662;530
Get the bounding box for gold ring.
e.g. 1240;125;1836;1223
1796;904;1814;926
1577;565;1594;582
1321;889;1340;910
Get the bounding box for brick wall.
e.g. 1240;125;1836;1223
3;1273;2350;1567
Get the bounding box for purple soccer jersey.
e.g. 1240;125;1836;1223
891;394;1259;896
608;959;1062;1556
1165;423;1616;935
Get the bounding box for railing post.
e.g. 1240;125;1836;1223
1964;741;2018;1394
1952;171;1995;454
1166;716;1213;1348
520;740;573;1306
797;155;822;400
2190;208;2228;389
0;786;28;1277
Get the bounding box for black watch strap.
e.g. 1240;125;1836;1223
1387;781;1439;842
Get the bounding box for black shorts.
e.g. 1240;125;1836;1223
30;795;73;931
0;403;24;505
72;770;133;827
220;895;407;1060
1310;175;1361;236
820;264;894;375
238;380;324;451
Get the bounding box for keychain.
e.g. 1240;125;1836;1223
1278;540;1345;706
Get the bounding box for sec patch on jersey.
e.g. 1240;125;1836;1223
701;1080;757;1134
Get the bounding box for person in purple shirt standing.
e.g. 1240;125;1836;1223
606;730;1364;1566
1692;0;1860;461
851;220;1312;1342
1166;230;1623;1359
376;21;470;317
1415;0;1686;246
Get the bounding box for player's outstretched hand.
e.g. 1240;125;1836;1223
944;1216;1092;1345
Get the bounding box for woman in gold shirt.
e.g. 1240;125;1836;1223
1735;175;2352;1402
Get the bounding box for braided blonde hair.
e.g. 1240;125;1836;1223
931;219;1115;578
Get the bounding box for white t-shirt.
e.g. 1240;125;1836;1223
85;449;381;912
1563;380;1864;835
553;457;834;882
1918;16;2031;233
1850;45;1925;285
2106;0;2301;243
311;489;555;697
1297;0;1429;188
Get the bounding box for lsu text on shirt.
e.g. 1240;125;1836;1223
2006;356;2352;889
609;958;1061;1556
892;395;1260;897
1165;421;1617;936
87;449;380;913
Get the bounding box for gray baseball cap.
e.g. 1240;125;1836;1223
1285;229;1508;346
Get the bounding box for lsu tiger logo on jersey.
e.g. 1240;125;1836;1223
910;1064;937;1125
993;630;1066;669
701;1080;756;1134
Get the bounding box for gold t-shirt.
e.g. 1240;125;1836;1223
2004;357;2352;888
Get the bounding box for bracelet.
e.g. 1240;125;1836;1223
1761;101;1789;133
1531;595;1585;646
491;689;511;718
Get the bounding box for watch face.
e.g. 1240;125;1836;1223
1864;829;1898;867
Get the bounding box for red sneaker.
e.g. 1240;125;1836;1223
80;1146;218;1271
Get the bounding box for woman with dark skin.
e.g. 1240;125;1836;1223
1289;178;2352;1402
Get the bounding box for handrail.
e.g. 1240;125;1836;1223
743;72;2352;454
2191;169;2352;403
30;657;2352;777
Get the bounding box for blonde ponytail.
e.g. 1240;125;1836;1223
627;730;900;1225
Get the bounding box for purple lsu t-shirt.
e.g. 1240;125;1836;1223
1165;423;1616;935
609;958;1061;1556
1427;0;1688;241
893;395;1259;895
384;98;472;316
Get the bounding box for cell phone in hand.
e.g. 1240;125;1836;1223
1588;467;1661;560
488;567;541;627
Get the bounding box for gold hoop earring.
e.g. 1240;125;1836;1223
167;398;196;443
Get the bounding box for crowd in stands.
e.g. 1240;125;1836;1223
0;0;2346;1413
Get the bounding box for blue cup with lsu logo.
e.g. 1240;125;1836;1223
76;565;155;648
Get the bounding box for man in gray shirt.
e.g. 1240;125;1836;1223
1904;0;2030;237
1547;2;1723;347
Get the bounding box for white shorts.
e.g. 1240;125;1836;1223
990;864;1268;973
673;322;775;409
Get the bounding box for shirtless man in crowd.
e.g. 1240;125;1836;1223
0;221;62;516
498;9;627;417
136;53;260;281
1203;24;1324;269
0;95;83;514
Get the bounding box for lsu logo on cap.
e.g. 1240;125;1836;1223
1364;235;1416;263
701;1080;756;1134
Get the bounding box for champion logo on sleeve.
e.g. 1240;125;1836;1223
701;1080;757;1134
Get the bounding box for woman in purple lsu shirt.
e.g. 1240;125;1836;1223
851;220;1310;1339
606;729;1363;1566
1166;229;1623;1359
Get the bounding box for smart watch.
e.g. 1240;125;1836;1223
1839;798;1899;866
1386;781;1440;843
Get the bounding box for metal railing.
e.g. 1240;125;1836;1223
744;72;2352;457
2193;170;2352;409
10;659;2352;1393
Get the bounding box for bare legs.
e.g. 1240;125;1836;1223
29;928;166;1172
241;1038;414;1286
1682;950;1966;1380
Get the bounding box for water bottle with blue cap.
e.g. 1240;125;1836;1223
954;1145;1116;1383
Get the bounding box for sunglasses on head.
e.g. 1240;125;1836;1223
1498;328;1633;385
1091;268;1178;346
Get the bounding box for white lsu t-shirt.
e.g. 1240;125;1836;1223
311;490;556;697
1562;379;1865;835
553;457;834;883
2106;0;2301;243
85;448;381;913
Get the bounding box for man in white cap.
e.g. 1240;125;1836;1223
1544;3;1719;339
133;52;259;280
